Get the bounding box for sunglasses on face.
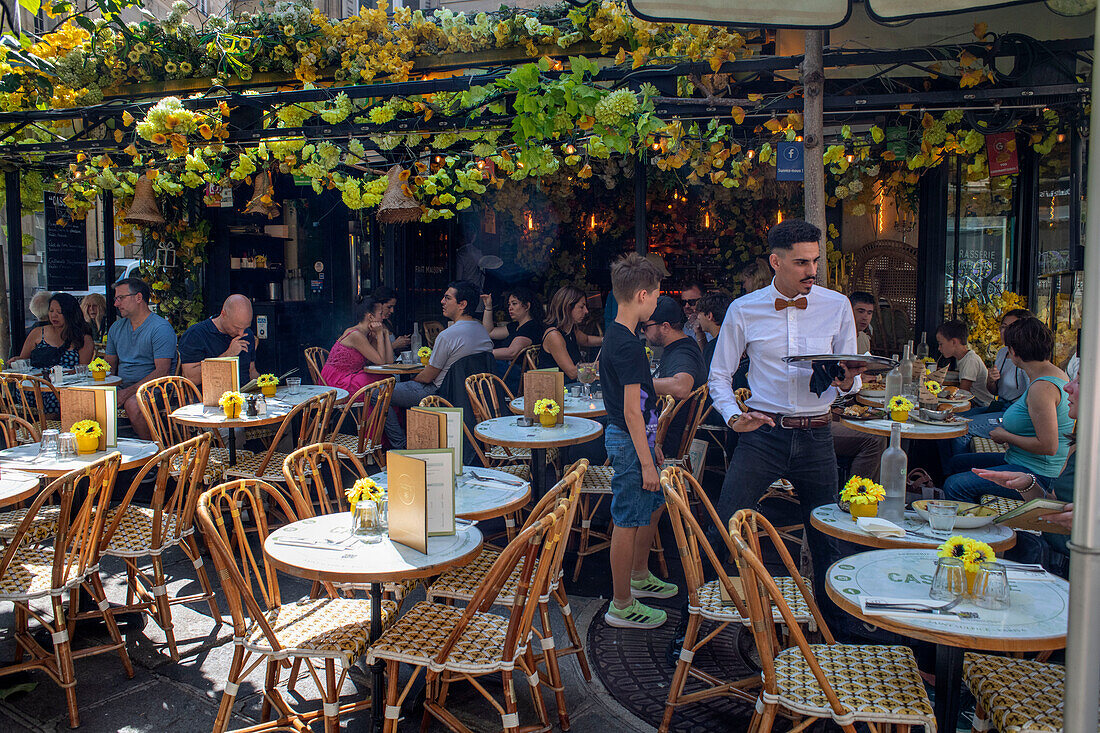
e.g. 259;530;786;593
681;298;699;307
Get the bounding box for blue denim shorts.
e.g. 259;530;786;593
606;424;664;528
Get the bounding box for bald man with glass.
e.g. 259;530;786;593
179;294;260;387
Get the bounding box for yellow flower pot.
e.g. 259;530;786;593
849;501;878;519
261;384;277;397
75;433;99;455
890;409;910;422
91;370;107;382
538;412;557;428
223;404;242;419
420;356;429;366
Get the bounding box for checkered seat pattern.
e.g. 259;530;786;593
0;544;88;600
692;576;817;631
981;494;1025;515
971;436;1008;454
964;653;1085;733
244;597;396;666
0;505;60;543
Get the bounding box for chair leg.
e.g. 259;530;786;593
213;646;245;733
971;702;987;733
261;659;279;722
125;560;138;607
660;612;702;733
501;669;521;733
522;650;552;730
751;701;779;733
88;574;134;679
650;506;669;578
12;602;27;664
323;659;339;733
536;601;569;730
52;595;81;729
383;660;402;733
552;585;592;682
150;555;179;661
182;534;220;619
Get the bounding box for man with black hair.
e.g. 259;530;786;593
644;296;707;456
695;291;732;368
849;291;875;354
708;219;863;608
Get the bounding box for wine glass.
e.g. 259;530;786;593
576;363;597;398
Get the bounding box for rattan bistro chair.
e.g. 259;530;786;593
729;509;935;733
304;346;329;386
100;433;220;661
326;377;394;470
197;479;395;733
367;502;568;733
0;454;133;729
0;413;41;446
225;391;335;486
963;653;1070;733
0;373;59;432
466;373;560;469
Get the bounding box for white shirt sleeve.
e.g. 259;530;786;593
707;303;746;425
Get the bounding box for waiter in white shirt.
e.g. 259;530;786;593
708;219;863;604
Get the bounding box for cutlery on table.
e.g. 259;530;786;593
865;598;978;618
468;470;524;487
273;539;346;550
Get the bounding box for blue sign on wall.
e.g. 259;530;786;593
777;142;804;181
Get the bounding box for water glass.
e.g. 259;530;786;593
286;377;302;396
973;561;1011;610
930;557;966;600
926;501;958;535
58;432;77;460
39;429;60;460
352;500;384;543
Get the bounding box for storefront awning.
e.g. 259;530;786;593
625;0;1040;28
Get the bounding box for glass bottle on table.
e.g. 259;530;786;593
884;354;902;406
915;332;929;361
877;422;907;525
899;343;916;400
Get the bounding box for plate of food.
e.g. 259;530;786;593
909;411;971;427
912;499;998;528
935;386;973;404
841;403;884;420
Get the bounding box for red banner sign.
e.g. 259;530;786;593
985;132;1019;177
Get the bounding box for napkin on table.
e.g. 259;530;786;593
855;517;905;537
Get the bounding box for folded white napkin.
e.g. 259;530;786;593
855;517;905;537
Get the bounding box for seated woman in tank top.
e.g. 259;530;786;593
537;285;603;381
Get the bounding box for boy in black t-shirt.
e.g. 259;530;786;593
601;254;678;629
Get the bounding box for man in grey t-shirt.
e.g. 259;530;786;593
386;281;493;447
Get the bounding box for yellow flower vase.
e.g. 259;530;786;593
261;384;277;397
890;409;910;422
965;568;979;596
223;404;242;419
91;370;106;382
539;412;557;428
75;433;99;455
849;502;878;519
420;356;430;366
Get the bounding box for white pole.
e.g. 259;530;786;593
1062;11;1100;732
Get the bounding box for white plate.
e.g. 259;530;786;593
912;500;996;529
860;388;886;398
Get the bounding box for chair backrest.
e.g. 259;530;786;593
136;376;206;449
659;384;711;466
436;351;494;409
419;394;497;469
102;433;212;554
282;441;369;518
304;347;329;386
728;508;845;718
0;374;56;430
196;479;302;644
0;453;120;583
0;413;41;446
250;391;336;476
327;377;395;458
434;501;568;669
422;320;444;347
464;372;515;423
522;345;541;374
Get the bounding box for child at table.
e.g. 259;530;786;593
600;253;677;629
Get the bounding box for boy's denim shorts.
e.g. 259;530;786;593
605;424;664;528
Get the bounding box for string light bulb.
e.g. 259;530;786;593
525;211;534;230
704;212;711;228
776;209;782;224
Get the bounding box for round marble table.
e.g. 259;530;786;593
856;394;971;413
264;513;483;733
170;398;303;465
839;417;968;440
0;469;43;506
826;548;1069;732
260;384;349;406
369;466;531;522
475;416;603;497
363;363;424;378
509;395;606;419
0;439;160;477
2;368;122;387
810;504;1016;552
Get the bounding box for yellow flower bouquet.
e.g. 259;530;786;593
219;391;244;419
347;477;386;536
938;535;996;594
533;398;561;427
257;373;279;396
417;346;432;365
88;357;111;380
887;395;914;422
346;477;383;512
840;475;885;518
923;380;942;396
71;419;102;454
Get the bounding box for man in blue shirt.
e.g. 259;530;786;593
106;277;177;440
178;294;259;388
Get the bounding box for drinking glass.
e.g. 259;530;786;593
926;501;958;535
973;561;1011;610
576;363;597;398
352;500;383;543
286;377;302;396
930;557;966;600
58;432;77;460
39;429;60;460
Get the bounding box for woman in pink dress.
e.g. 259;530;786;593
321;297;394;392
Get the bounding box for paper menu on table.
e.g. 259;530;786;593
386;452;428;553
59;385;118;449
387;449;456;548
523;369;565;424
408;406;463;475
201;357;240;406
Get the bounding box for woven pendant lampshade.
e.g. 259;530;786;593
377;165;422;224
124;175;165;226
244;169;280;219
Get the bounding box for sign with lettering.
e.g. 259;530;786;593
44;191;87;291
985;132;1019;177
776;142;804;181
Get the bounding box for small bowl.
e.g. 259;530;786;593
912;499;997;528
919;408;951;422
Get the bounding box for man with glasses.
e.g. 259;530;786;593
106;277;177;440
646;296;706;456
679;282;705;348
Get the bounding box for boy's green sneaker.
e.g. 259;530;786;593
630;572;678;599
604;598;667;629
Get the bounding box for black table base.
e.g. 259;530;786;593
934;644;964;733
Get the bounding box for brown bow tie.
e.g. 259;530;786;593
775;297;808;311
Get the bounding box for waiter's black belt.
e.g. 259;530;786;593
760;412;832;430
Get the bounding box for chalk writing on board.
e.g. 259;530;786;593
45;191;87;291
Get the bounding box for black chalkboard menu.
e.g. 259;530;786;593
45;191;87;291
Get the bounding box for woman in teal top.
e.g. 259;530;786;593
945;318;1071;503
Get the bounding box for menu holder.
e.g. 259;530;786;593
993;497;1071;535
241;367;297;393
523;368;565;425
59;385;118;450
201;357;240;406
386;449;456;552
407;406;463;475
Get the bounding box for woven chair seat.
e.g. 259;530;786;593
0;505;61;543
773;643;935;730
487;446;559;464
971;436;1008;454
494;463;531;482
980;494;1024;514
366;600;527;674
691;577;817;630
0;545;89;601
102;506;185;558
333;578;420;602
45;419;62;432
242;597;395;666
964;653;1082;733
426;548;554;606
170;452;231;487
579;465;614;494
225;451;296;483
329;432;381;457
